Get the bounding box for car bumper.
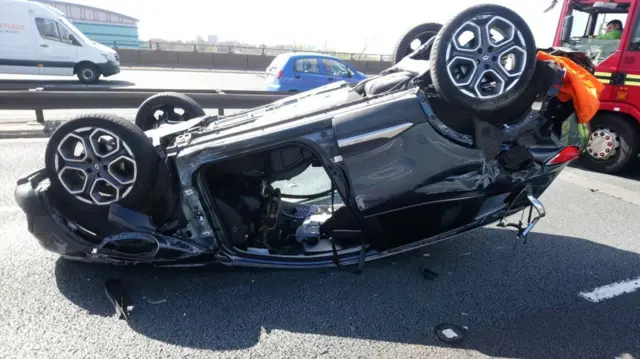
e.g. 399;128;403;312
98;61;121;77
264;82;282;91
14;169;97;257
14;169;212;265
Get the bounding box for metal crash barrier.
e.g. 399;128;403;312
0;87;292;123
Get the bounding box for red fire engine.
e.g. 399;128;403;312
553;0;640;173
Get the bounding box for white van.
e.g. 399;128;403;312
0;0;120;83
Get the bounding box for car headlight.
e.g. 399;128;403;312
101;53;116;62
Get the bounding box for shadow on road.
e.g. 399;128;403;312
0;79;135;90
53;227;640;358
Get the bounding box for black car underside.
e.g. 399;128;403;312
14;54;578;268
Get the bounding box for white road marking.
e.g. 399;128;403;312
578;276;640;303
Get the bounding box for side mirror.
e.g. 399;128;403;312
561;15;574;43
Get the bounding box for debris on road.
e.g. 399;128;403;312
420;267;439;280
104;278;131;320
434;323;467;343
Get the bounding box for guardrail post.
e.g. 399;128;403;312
35;109;44;124
218;108;225;116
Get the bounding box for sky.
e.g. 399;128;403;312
60;0;571;54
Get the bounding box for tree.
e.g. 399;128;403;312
189;36;208;52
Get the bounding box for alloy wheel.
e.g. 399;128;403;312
444;14;528;99
54;126;137;206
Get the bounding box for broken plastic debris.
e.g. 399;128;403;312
434;323;467;343
104;278;131;320
441;329;458;339
420;267;439;280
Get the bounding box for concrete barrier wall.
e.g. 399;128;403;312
213;53;249;70
116;49;391;75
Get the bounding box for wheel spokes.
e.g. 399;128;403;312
445;14;528;99
55;126;137;206
407;31;438;56
151;105;187;128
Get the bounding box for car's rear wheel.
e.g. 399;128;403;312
578;113;640;174
429;4;537;117
392;23;443;64
45;114;160;217
135;92;206;131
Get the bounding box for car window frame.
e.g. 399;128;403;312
34;17;80;46
321;58;352;77
627;10;640;51
293;57;321;74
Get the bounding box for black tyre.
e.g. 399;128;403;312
135;92;206;131
76;63;101;84
392;23;443;64
578;113;640;174
45;114;160;217
429;4;537;116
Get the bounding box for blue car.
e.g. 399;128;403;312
263;53;367;92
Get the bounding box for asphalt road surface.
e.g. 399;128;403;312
0;137;639;359
0;68;267;123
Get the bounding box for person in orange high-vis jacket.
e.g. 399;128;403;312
536;51;605;125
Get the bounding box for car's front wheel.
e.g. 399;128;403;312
44;114;160;216
76;63;101;84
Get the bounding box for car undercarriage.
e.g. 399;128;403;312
14;3;602;270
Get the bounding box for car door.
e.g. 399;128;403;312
331;92;487;219
320;57;355;84
291;56;327;91
33;17;77;76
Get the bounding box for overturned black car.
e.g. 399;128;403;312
15;4;596;270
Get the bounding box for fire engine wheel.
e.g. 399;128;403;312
45;114;160;215
392;23;443;64
579;113;640;174
429;4;537;116
135;92;206;131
